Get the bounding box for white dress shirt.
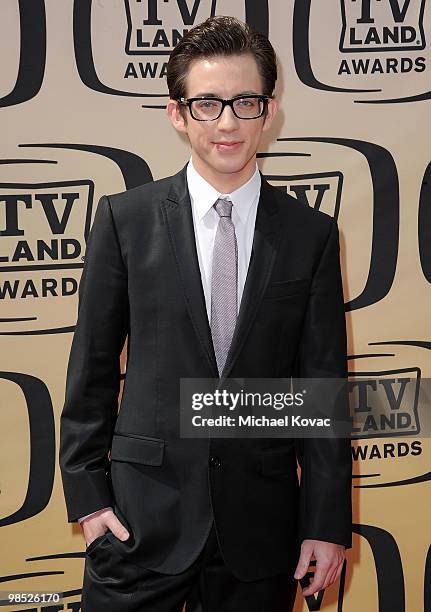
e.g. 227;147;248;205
187;157;261;320
79;158;261;524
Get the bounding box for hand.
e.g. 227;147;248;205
294;539;345;596
81;508;130;547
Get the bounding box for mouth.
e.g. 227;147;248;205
213;141;243;151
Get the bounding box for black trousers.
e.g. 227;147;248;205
81;523;298;611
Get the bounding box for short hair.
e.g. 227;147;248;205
166;16;277;100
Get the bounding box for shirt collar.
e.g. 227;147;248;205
186;157;261;223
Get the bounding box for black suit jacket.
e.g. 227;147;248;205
60;163;352;580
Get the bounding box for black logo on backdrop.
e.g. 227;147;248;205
0;365;82;607
0;0;46;108
351;525;405;612
419;160;431;284
258;164;343;220
0;178;93;300
0;144;152;335
0;372;55;527
340;0;426;52
124;0;217;55
293;0;431;103
301;523;411;611
348;348;431;486
260;137;399;312
292;524;406;611
349;368;421;439
73;0;268;103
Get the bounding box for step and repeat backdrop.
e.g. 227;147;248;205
1;1;431;611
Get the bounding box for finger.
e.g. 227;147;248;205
82;522;107;544
106;514;130;541
323;559;344;590
322;564;338;589
302;563;330;596
294;545;313;579
333;561;344;583
86;530;108;547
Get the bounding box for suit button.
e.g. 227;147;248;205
210;456;221;468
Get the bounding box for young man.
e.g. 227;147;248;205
60;15;352;611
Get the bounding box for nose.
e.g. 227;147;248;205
217;104;239;131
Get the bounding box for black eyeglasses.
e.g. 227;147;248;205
178;94;272;121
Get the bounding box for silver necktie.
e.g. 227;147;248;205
211;197;238;376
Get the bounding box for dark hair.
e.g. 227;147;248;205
166;16;277;100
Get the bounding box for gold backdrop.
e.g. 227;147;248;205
1;1;430;611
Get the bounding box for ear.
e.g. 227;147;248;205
166;99;188;134
262;96;279;133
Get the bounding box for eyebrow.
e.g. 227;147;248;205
190;90;260;98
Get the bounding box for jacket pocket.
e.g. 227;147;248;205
110;432;165;466
263;278;311;301
86;532;110;556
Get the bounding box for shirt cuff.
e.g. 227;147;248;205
77;506;112;523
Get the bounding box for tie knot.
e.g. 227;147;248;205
214;197;233;218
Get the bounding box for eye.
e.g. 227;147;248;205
197;100;218;108
237;98;257;107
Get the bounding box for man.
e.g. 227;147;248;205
60;15;352;611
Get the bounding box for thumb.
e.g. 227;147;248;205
294;545;313;580
106;514;130;542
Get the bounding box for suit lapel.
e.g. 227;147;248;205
162;166;281;380
222;176;281;379
162;165;219;377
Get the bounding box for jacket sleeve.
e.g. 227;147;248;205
295;219;352;548
59;195;129;522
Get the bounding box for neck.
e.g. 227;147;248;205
191;155;257;193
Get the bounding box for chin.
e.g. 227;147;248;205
212;157;247;174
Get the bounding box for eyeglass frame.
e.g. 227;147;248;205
177;94;273;121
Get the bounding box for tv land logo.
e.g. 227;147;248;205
0;182;93;269
340;0;426;52
73;0;268;103
263;171;342;220
125;0;216;55
349;368;421;439
0;179;92;294
293;0;431;103
259;136;400;312
0;143;152;335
